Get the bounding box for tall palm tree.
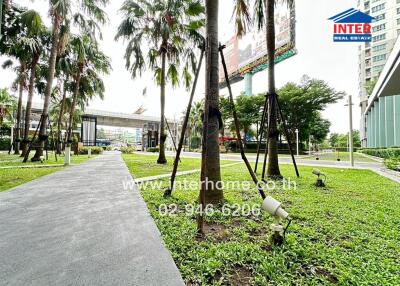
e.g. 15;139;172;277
2;56;28;155
116;0;204;164
233;0;294;178
18;10;48;156
31;0;109;161
65;35;110;145
202;0;223;204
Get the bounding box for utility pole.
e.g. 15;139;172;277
295;129;299;156
347;95;354;167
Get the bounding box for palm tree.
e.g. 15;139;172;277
116;0;204;164
65;35;110;145
233;0;294;178
2;56;28;155
0;88;16;124
31;0;109;161
18;10;48;156
202;0;223;204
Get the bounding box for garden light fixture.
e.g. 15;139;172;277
262;196;291;245
312;169;326;187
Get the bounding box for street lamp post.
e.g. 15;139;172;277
295;129;299;156
345;95;354;167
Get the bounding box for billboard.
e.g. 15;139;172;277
219;2;296;86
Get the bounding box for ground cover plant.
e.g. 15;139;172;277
122;153;232;178
0;167;63;192
306;152;377;163
0;152;95;167
134;163;400;285
0;152;97;192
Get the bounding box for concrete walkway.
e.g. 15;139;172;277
0;152;184;286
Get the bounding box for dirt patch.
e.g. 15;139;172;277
228;266;252;286
196;223;230;242
315;267;339;284
301;265;338;284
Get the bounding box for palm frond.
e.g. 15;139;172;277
254;0;265;31
232;0;252;37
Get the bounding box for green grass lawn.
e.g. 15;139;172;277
304;152;377;163
134;163;400;285
122;153;232;178
0;152;95;167
0;167;64;192
0;152;97;192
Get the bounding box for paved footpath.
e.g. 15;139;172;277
0;152;184;286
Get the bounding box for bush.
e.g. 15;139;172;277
147;147;159;153
0;138;11;150
102;146;113;151
190;136;201;149
360;148;400;159
79;146;103;155
120;146;136;154
385;157;400;172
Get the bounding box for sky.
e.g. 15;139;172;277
1;0;360;134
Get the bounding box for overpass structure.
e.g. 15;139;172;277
29;102;178;149
364;35;400;148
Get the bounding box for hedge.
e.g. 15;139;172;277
79;146;103;155
147;147;159;153
385;157;400;172
0;138;11;150
360;148;400;159
120;146;136;154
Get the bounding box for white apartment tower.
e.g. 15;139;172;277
358;0;400;147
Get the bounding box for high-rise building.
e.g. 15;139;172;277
358;0;400;147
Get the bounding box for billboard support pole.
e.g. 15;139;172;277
220;44;266;200
164;47;204;198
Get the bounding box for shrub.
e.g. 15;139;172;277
385;157;400;172
79;146;103;155
190;136;201;149
120;146;136;154
360;148;400;159
147;147;159;153
0;138;11;150
102;146;113;151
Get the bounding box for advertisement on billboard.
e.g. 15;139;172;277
219;2;296;86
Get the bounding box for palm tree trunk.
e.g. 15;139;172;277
157;50;167;164
66;72;82;145
203;0;223;204
14;63;25;155
265;0;281;178
21;53;39;157
32;13;61;161
56;80;67;154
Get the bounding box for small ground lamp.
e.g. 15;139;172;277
312;169;326;187
262;196;292;245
